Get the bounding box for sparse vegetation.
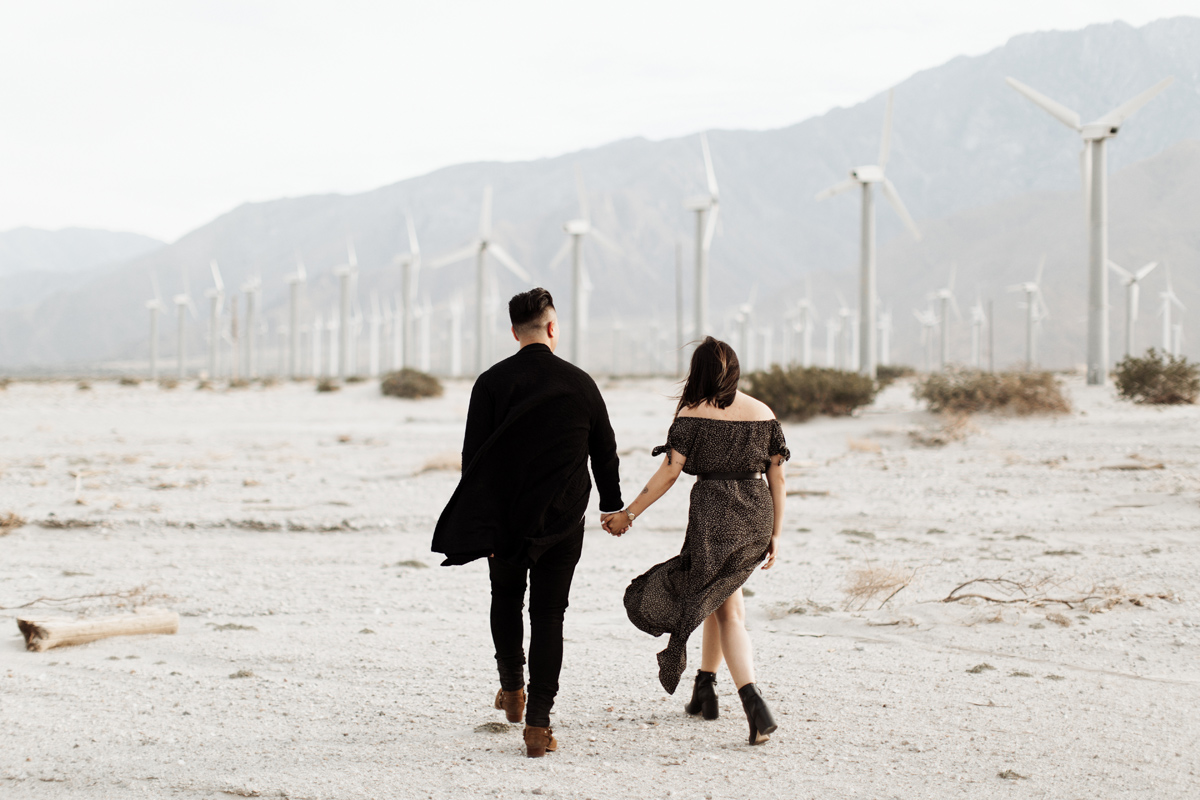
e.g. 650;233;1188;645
345;375;367;384
0;378;10;390
875;364;915;388
381;368;444;400
76;380;92;391
196;380;213;391
258;376;279;388
843;564;914;611
316;378;340;393
228;378;250;389
118;376;141;387
914;369;1070;415
1113;348;1200;405
158;378;179;390
1;512;27;535
744;365;878;422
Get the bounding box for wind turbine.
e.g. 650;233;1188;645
877;307;893;368
914;307;939;372
334;241;357;381
824;316;839;368
549;166;622;368
240;274;261;379
205;260;224;380
816;89;921;379
1107;259;1158;358
393;213;421;370
447;295;464;377
172;270;197;380
368;291;383;378
430;186;531;374
797;278;817;367
145;273;166;380
933;266;961;370
969;296;987;369
684;133;720;340
1158;264;1186;356
834;292;853;370
1007;256;1049;370
1006;75;1173;384
285;255;306;379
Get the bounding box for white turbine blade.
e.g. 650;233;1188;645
950;295;962;321
1036;289;1051;320
405;213;420;257
574;165;590;221
151;271;163;303
1171;292;1187;312
1093;77;1174;129
701;133;718;199
815;177;858;201
878;89;894;170
947;263;957;295
210;260;224;293
589;227;623;256
480;185;493;238
703;203;720;250
429;242;479;270
347;240;358;268
880;179;921;239
1134;261;1159;281
1035;254;1046;287
548;238;572;271
488;243;531;282
1106;259;1133;281
1005;77;1082;130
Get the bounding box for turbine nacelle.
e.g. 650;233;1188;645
563;219;591;236
849;165;884;183
684;195;714;212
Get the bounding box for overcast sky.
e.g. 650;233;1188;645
0;1;1195;242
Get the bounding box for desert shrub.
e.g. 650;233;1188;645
381;369;444;400
76;380;92;391
1113;349;1200;405
914;369;1070;415
316;378;341;393
228;378;250;389
743;365;878;422
258;376;279;388
875;364;916;388
196;380;214;391
0;378;9;390
1;511;26;535
345;375;367;384
158;378;179;390
118;376;141;387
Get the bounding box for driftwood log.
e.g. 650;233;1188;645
16;607;179;652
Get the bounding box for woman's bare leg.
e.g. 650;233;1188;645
698;614;723;673
713;588;756;689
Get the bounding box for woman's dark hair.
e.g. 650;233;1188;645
509;287;555;334
676;336;740;416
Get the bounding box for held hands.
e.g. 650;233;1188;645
601;511;632;537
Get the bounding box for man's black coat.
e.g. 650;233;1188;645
432;343;623;566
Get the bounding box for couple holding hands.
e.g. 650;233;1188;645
434;288;788;758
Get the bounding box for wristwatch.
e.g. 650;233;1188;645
625;509;637;522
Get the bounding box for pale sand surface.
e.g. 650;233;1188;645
1;376;1198;799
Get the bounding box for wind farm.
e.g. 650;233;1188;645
2;11;1200;800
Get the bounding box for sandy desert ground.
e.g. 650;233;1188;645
1;374;1198;799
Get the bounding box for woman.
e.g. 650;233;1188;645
604;336;788;746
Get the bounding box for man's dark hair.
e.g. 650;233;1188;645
509;288;556;335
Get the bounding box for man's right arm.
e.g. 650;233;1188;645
588;387;623;513
461;377;494;471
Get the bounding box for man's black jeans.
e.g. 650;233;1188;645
488;526;584;728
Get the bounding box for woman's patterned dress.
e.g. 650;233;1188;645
624;417;790;693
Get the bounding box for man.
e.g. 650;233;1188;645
432;287;624;758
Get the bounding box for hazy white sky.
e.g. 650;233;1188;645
0;0;1195;242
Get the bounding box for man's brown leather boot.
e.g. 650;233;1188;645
494;688;525;723
523;725;557;758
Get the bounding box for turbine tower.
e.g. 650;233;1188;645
1107;259;1158;358
933;266;960;370
1006;75;1173;384
684;133;720;340
172;270;196;380
816;89;921;379
285;255;306;379
1158;264;1185;356
241;275;261;379
145;273;166;381
914;307;939;372
1007;256;1049;370
393;214;421;370
205;260;224;380
797;277;817;368
430;186;531;374
969;297;987;369
877;308;893;368
333;241;357;381
549;167;622;368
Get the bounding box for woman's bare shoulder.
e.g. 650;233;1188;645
735;391;776;421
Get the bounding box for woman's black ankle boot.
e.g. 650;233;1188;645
737;683;777;745
683;670;719;720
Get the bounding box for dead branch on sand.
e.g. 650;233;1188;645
17;608;178;652
844;564;917;612
0;585;160;611
942;574;1176;611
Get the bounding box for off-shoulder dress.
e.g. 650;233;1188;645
623;416;790;694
